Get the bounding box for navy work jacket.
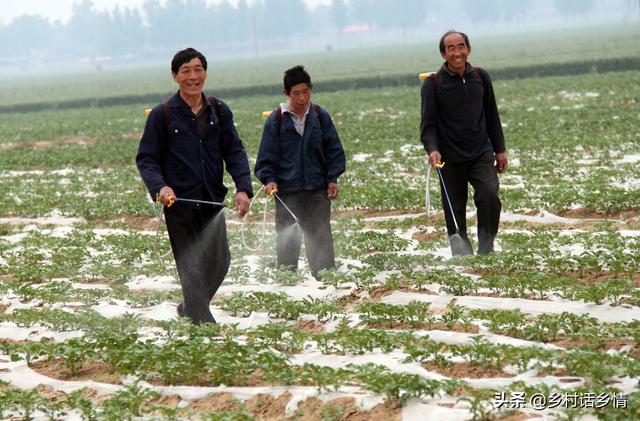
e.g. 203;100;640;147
136;92;253;204
254;104;345;193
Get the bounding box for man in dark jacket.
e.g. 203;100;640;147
137;48;252;324
420;30;508;255
254;65;345;279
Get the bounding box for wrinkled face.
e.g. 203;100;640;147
441;33;470;75
173;57;207;98
287;83;312;112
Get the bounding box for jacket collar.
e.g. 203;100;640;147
167;91;211;112
441;62;475;77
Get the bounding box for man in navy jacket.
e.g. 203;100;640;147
137;48;252;324
254;65;345;279
421;31;508;255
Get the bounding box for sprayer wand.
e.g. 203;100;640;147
272;193;299;223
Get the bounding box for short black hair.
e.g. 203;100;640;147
171;48;207;74
283;65;313;94
439;30;470;54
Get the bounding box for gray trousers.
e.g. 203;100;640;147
275;188;335;278
164;204;230;324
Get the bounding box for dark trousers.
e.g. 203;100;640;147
275;188;335;278
439;159;501;255
164;204;230;324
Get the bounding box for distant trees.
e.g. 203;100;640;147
461;0;534;22
0;0;623;63
553;0;597;16
343;0;431;29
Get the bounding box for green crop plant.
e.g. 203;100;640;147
358;301;432;328
457;388;500;421
247;323;308;353
441;303;467;331
98;382;161;420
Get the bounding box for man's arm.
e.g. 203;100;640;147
420;75;439;156
479;69;508;173
319;110;346;185
218;101;254;198
254;114;280;186
480;69;506;155
318;110;345;199
136;106;167;200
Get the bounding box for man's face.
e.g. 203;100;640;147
441;33;470;75
287;83;312;111
173;57;207;98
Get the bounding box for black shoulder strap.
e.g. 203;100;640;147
159;102;170;158
430;72;440;98
208;96;224;125
312;103;323;130
162;102;170;135
474;67;488;88
474;67;489;106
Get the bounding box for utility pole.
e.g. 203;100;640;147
251;8;259;58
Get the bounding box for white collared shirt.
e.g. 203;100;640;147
281;101;310;137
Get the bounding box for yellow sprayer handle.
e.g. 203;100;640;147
419;72;436;81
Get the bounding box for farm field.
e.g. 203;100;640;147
0;58;639;418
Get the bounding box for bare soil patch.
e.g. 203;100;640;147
336;291;362;307
244;391;292;420
422;361;515;378
188;392;240;413
411;230;444;243
365;320;480;333
335;209;423;220
30;359;123;384
560;271;640;287
293;320;325;334
184;392;400;421
155;394;182;406
557;208;640;220
553;337;638;353
290;397;400;421
0;136;97;151
92;215;159;231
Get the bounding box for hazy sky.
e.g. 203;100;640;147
0;0;330;24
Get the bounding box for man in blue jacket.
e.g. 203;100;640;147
137;48;252;324
420;30;508;256
254;65;345;279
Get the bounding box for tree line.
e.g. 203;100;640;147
0;0;601;63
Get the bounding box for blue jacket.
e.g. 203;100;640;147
254;104;345;193
136;92;253;204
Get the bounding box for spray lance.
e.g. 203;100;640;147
240;183;299;251
239;110;302;250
